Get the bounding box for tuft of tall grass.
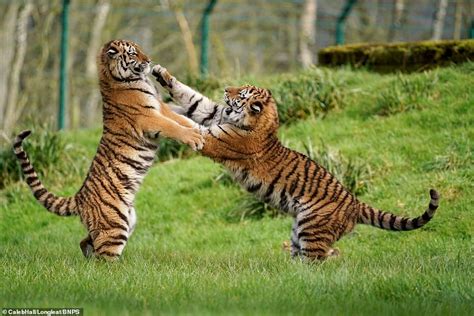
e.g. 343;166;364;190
213;166;235;187
422;142;472;172
374;71;438;116
0;128;66;189
272;67;347;124
226;194;281;222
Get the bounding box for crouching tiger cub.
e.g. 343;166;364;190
152;64;440;260
13;40;203;261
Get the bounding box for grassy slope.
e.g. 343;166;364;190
0;64;473;315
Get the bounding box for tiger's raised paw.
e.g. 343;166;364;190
152;64;174;88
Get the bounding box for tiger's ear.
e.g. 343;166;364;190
107;48;118;57
250;101;262;113
266;89;272;96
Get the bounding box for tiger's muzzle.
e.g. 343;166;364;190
133;61;150;74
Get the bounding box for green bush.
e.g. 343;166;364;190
318;39;474;72
0;129;66;189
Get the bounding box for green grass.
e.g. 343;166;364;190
0;126;66;189
1;64;473;315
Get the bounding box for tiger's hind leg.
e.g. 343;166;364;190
91;228;129;261
295;212;337;261
80;235;94;258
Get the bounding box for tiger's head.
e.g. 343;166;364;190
222;85;279;135
99;40;151;83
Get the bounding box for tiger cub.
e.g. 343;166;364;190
13;40;203;261
152;64;440;260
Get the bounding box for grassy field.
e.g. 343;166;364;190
1;64;473;315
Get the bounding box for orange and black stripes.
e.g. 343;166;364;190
153;73;441;261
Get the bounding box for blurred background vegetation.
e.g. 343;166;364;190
0;0;472;139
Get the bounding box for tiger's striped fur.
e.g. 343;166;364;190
152;64;440;260
13;40;203;261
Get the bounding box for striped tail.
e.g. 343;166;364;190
358;189;439;231
13;130;78;216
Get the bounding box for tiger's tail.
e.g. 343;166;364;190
357;189;439;231
13;130;78;216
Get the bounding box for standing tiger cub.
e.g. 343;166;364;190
152;64;440;260
13;40;203;261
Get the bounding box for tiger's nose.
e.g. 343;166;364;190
135;63;147;71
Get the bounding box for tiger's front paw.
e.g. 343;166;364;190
152;64;174;88
180;127;205;151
